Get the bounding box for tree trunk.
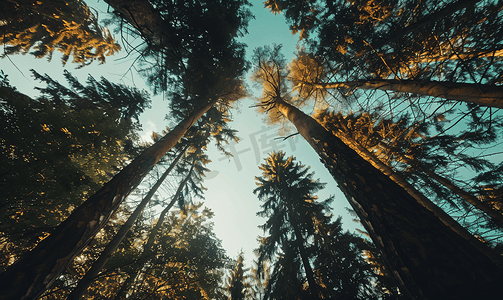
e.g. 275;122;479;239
315;79;503;108
111;162;194;300
66;148;186;300
274;97;503;299
103;0;175;48
0;99;216;300
329;127;503;266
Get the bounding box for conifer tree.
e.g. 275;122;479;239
225;251;251;300
251;45;503;299
0;71;149;272
0;0;250;297
1;0;120;66
255;151;378;300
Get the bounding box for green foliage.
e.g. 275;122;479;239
0;70;149;270
225;251;251;300
315;109;503;247
1;0;121;66
40;204;228;300
254;151;380;299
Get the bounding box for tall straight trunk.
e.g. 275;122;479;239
66;148;186;300
274;97;503;299
313;79;503;108
330;128;503;266
112;162;195;300
0;99;217;300
286;202;320;300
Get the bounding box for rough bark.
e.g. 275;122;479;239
0;99;216;300
274;97;503;299
315;79;503;109
66;148;186;300
331;129;503;266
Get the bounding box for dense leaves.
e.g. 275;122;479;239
0;72;149;270
254;151;380;299
0;0;120;66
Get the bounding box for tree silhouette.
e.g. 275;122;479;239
225;251;251;300
0;0;250;297
0;71;149;272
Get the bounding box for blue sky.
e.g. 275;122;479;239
1;0;361;267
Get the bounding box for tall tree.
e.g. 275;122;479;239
254;151;325;300
225;251;250;300
0;0;250;298
319;110;503;222
251;45;503;299
255;151;380;300
289;53;503;109
64;148;187;300
269;0;503;117
1;0;120;66
0;71;149;271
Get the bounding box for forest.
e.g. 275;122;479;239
1;0;503;299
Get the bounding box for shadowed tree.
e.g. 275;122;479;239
225;251;251;300
0;0;250;298
315;110;503;235
0;71;149;272
255;151;380;300
251;44;503;300
254;151;326;300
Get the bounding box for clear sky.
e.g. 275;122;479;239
1;0;361;267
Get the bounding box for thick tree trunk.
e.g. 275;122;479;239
316;79;503;108
0;99;216;300
66;148;186;300
329;128;503;266
274;97;503;299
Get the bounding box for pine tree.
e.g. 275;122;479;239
225;251;251;300
0;71;149;272
251;45;503;299
0;1;250;297
255;151;378;299
1;0;120;66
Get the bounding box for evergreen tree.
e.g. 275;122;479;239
251;45;503;299
1;0;120;66
0;1;250;297
254;151;378;299
225;251;250;300
268;0;503;118
315;110;503;241
0;71;149;272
